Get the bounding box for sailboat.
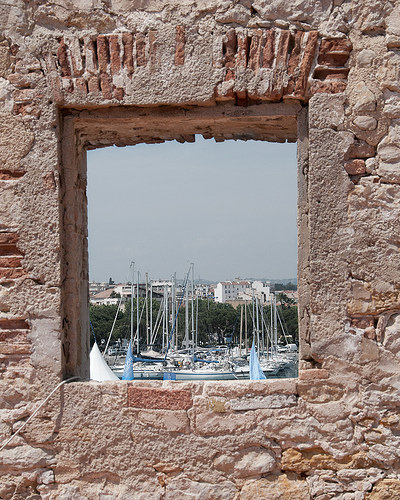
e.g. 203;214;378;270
90;342;120;381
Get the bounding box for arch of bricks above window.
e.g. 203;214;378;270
47;29;351;107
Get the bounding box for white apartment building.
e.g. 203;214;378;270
214;281;252;303
215;280;271;304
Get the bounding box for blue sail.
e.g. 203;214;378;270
122;341;134;380
249;339;266;380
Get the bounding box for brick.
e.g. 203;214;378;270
122;33;134;74
275;29;291;69
61;77;74;93
318;53;350;67
83;36;97;74
248;30;262;71
69;38;84;77
285;31;303;94
0;268;27;280
87;75;100;94
113;87;124;100
267;29;291;100
0;244;23;256
345;140;375;160
7;73;33;88
345;159;366;175
136;33;147;67
236;34;248;69
109;35;121;75
0;343;31;355
149;30;158;70
12;89;36;104
174;26;185;66
0;318;29;330
0;234;19;245
0;330;28;342
99;73;112;100
236;91;248;106
299;369;329;381
13;103;41;117
223;29;237;70
97;35;109;73
314;67;350;80
293;30;319;98
0;257;23;268
74;77;87;93
0;170;25;180
261;29;275;68
319;38;352;55
57;38;71;77
309;80;347;94
127;387;192;410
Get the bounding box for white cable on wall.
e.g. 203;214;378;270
0;376;85;452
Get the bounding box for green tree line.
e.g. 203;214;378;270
90;295;298;350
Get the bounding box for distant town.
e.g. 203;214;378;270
89;278;298;308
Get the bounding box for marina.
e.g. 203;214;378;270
90;263;298;381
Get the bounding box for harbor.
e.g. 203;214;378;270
90;263;298;382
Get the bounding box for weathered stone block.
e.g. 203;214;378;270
127;387;192;410
240;474;310;500
230;393;297;411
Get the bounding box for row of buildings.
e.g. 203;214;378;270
89;279;297;308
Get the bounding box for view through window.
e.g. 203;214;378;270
87;137;298;381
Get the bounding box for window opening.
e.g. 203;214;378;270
87;136;298;380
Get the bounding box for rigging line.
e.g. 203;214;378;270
276;305;290;344
134;294;148;347
90;320;97;344
150;297;164;345
163;266;191;361
102;293;124;357
0;377;87;453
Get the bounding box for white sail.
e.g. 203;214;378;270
90;342;120;381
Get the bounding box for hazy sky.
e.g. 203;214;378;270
87;137;297;283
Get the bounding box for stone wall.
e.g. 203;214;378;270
1;0;400;498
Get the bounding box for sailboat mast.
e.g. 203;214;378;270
256;296;260;353
150;280;153;347
239;304;243;357
136;270;140;355
130;261;134;349
145;272;149;348
274;292;278;352
171;273;176;351
185;279;189;348
191;263;195;361
245;300;248;355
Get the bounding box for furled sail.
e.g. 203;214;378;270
249;339;266;380
90;342;119;381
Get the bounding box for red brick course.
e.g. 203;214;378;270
175;26;185;66
0;317;31;356
122;33;134;74
128;387;193;410
136;33;147;67
54;30;351;103
0;233;27;282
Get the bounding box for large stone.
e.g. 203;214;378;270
0;445;54;470
214;447;276;477
353;82;376;112
0;112;34;170
164;477;237;500
366;478;400;499
240;474;310;500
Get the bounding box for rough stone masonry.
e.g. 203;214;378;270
1;0;400;498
